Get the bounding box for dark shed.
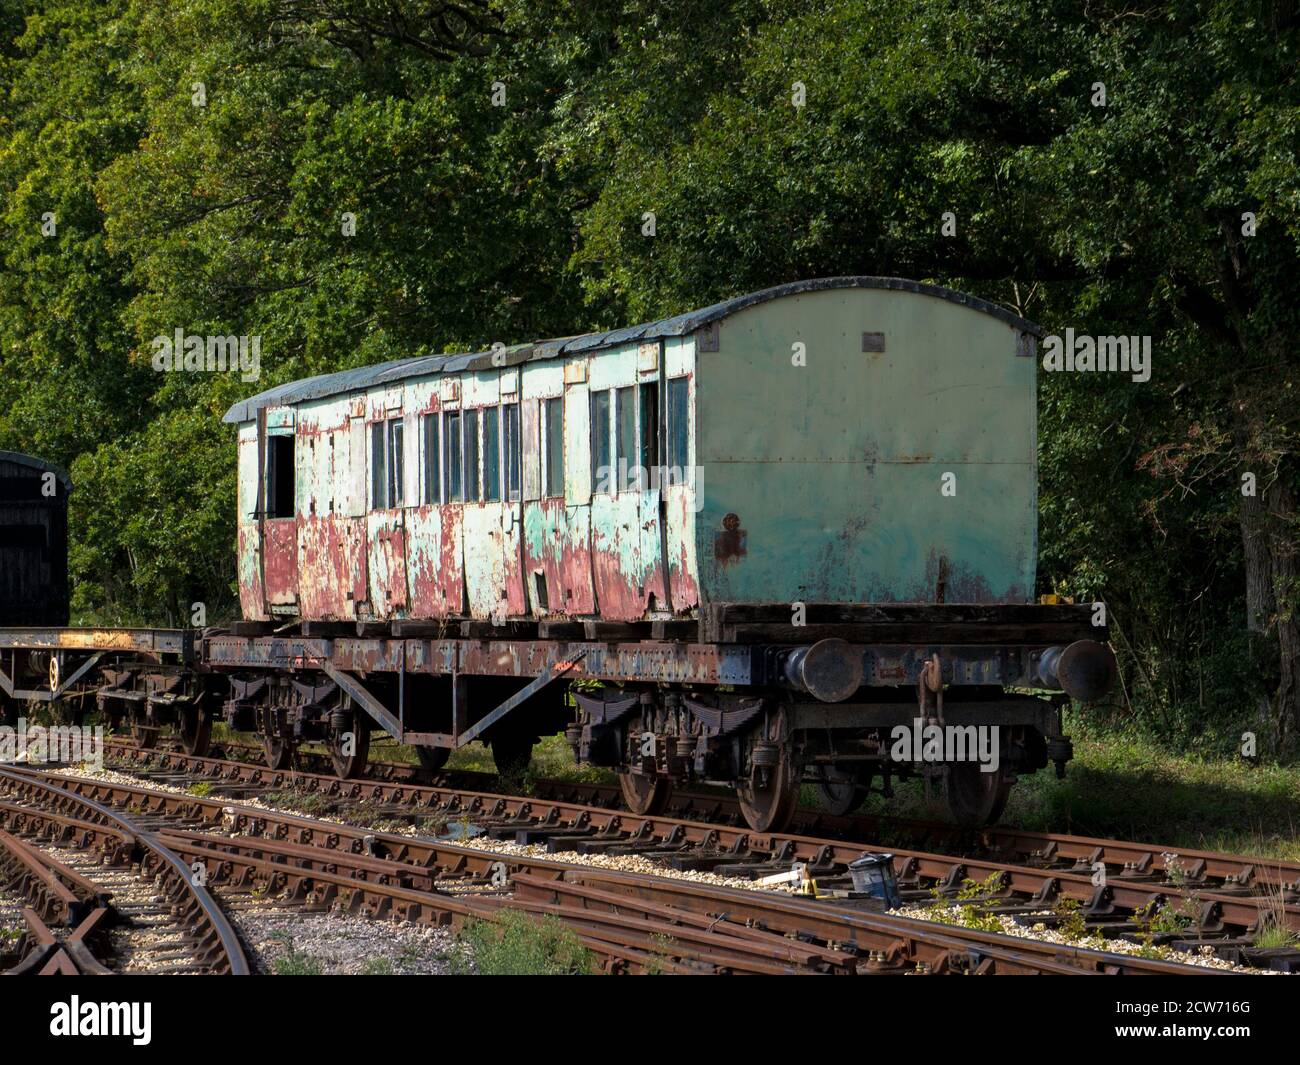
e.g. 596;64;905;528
0;452;71;626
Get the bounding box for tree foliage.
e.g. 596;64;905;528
1;0;1296;751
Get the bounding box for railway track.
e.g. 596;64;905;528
186;737;1300;904
4;764;1230;975
94;738;1300;964
0;767;249;975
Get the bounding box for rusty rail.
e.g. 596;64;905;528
95;742;1300;947
0;767;250;975
127;737;1300;904
12;766;1237;975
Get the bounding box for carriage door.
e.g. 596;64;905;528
500;367;527;616
662;344;698;611
635;341;669;615
365;388;409;617
259;405;300;614
589;343;666;620
340;408;369;617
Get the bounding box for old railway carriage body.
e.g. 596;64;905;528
217;278;1115;830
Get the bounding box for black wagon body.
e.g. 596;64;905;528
0;451;70;627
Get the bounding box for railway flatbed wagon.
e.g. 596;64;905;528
0;279;1119;832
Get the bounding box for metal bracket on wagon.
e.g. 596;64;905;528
456;651;588;747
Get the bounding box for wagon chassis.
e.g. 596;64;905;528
0;604;1113;833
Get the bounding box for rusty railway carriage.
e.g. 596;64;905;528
0;278;1117;831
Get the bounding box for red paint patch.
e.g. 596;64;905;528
262;518;299;607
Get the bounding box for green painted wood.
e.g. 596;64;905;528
694;287;1036;606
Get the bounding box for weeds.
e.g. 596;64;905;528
1053;897;1088;942
1251;879;1299;950
925;873;1007;934
455;911;594;975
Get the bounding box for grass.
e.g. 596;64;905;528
455;910;595;975
271;949;325;975
852;715;1300;861
262;789;335;817
1252;880;1300;949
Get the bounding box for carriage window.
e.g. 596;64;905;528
640;382;658;474
616;386;635;492
265;436;295;518
445;411;463;501
423;413;440;504
370;422;386;508
369;419;403;509
667;377;689;481
543;396;564;497
484;406;501;503
503;403;521;501
464;408;480;502
388;419;404;507
591;390;611;493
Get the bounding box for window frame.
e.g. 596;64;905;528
387;418;404;508
422;412;441;504
370;421;387;509
464;407;481;503
483;405;501;503
445;410;463;502
590;390;612;495
542;396;564;499
503;402;521;502
666;376;690;485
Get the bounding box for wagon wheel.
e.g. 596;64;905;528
735;750;801;834
328;707;371;779
812;764;871;817
415;746;451;778
945;762;1013;827
177;705;212;757
490;733;536;779
130;719;159;750
262;733;295;770
618;771;673;816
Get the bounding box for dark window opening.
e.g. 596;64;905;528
543;397;564;497
464;408;481;502
640;382;659;475
370;422;386;508
616;386;635;491
445;411;463;501
266;435;296;518
591;390;611;493
503;404;521;501
667;377;689;483
388;420;404;507
484;406;501;503
423;413;440;504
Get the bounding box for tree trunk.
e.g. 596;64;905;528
1239;473;1300;754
